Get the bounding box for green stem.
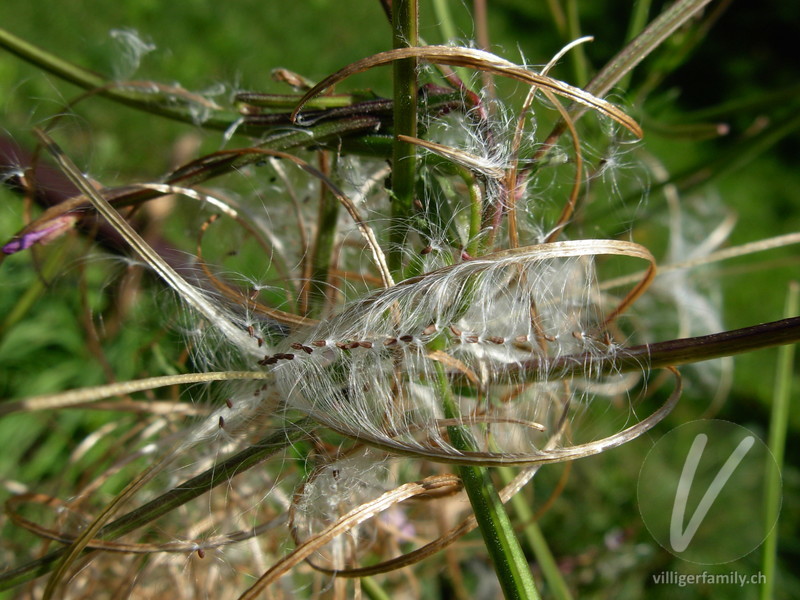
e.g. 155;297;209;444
431;0;471;83
0;27;237;131
434;362;540;599
390;0;419;278
761;282;798;599
564;0;589;86
544;0;567;38
0;27;397;156
453;166;483;257
361;575;392;600
307;153;340;315
0;236;75;336
617;0;653;93
498;467;573;600
431;0;457;42
625;0;654;43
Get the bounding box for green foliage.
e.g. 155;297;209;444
0;2;798;599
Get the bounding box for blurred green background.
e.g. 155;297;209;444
1;1;798;598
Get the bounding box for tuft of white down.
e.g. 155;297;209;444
258;246;618;462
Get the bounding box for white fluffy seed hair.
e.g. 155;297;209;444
216;242;631;463
35;129;652;468
290;449;390;564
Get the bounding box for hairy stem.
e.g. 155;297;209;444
390;0;419;277
500;316;800;383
